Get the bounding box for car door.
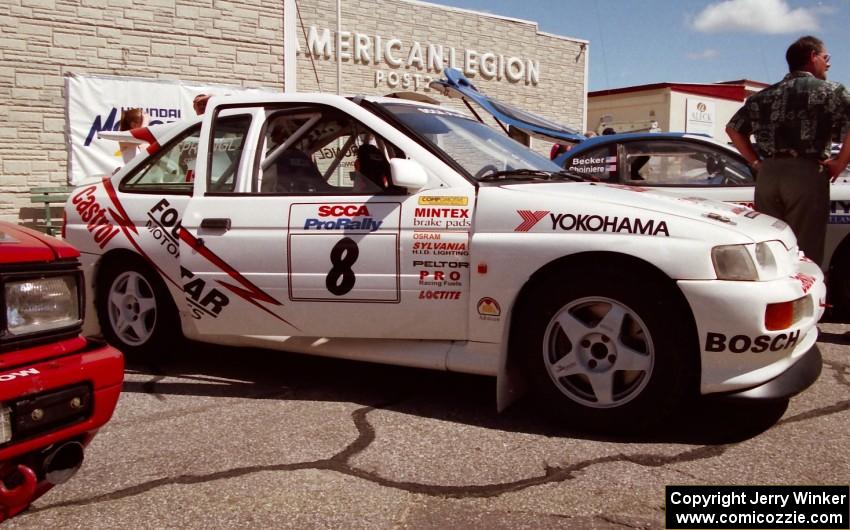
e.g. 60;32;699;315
178;100;473;340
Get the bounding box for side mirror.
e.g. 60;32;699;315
389;158;428;190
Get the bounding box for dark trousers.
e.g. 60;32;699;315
755;158;829;265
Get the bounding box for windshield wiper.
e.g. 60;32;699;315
478;168;586;182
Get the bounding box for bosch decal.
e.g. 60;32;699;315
704;331;800;353
549;213;670;237
71;186;121;249
0;368;39;382
304;204;383;231
180;267;230;319
147;199;184;258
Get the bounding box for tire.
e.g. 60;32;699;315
517;265;697;433
96;257;180;360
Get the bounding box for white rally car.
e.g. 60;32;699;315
64;91;825;431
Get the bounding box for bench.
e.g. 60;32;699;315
29;186;74;236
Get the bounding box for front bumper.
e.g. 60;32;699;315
0;337;123;520
679;257;826;395
716;343;822;400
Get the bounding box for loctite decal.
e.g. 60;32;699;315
704;331;800;353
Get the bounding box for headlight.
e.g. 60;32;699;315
4;275;81;336
755;241;777;276
712;244;758;280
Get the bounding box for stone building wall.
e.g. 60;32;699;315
0;0;585;224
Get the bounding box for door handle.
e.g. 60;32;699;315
200;218;231;231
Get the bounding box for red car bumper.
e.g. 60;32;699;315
0;336;123;520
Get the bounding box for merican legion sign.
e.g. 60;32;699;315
298;26;541;90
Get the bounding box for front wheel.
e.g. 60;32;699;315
517;268;697;432
97;258;180;360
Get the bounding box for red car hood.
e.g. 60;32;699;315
0;222;79;264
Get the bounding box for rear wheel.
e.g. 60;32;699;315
97;258;180;360
517;267;697;432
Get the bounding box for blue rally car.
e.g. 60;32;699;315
429;69;850;317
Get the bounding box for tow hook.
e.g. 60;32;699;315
0;464;38;509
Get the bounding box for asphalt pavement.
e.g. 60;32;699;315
6;323;850;529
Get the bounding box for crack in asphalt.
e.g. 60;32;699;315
28;359;850;513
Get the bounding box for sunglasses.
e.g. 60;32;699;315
819;52;831;64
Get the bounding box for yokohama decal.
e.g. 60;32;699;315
514;210;549;232
178;228;300;330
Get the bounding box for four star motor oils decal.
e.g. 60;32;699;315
288;202;402;302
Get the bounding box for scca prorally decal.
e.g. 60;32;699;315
792;273;816;294
704;331;800;353
177;228;300;330
71;186;120;249
304;204;382;231
0;367;39;382
181;267;229;319
549;213;670;237
515;210;549;232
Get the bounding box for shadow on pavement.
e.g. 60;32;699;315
122;340;790;447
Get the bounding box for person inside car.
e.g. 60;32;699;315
267;148;333;193
353;144;404;193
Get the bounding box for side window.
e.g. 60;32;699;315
255;106;405;195
564;144;618;181
207;115;252;193
121;125;201;193
623;141;754;186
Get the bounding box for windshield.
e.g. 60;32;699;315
379;102;563;180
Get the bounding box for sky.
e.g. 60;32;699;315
428;0;850;92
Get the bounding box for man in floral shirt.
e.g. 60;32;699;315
727;35;850;265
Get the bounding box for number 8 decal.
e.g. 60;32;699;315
326;237;359;295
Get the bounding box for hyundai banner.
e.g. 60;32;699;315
66;74;272;183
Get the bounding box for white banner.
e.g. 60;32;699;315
66;74;274;183
685;98;716;136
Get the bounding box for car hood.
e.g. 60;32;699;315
0;222;79;263
430;68;586;144
500;181;796;246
